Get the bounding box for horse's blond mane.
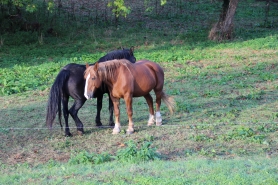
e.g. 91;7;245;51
84;59;132;81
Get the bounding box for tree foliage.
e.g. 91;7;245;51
107;0;131;18
1;0;37;12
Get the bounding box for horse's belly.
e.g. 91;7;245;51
132;80;155;97
132;68;156;95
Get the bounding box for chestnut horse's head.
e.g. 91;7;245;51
84;62;102;99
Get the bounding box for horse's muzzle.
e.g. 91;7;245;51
84;92;94;99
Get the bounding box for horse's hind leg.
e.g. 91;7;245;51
144;93;155;126
154;90;163;126
62;96;72;136
69;98;86;135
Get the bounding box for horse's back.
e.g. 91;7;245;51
134;60;164;79
63;63;86;74
135;60;163;72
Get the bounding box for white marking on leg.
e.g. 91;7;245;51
84;74;90;99
156;111;162;126
113;123;121;134
126;121;134;134
148;114;155;126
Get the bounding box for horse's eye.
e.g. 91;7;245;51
91;77;95;80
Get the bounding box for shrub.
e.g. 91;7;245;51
68;151;111;165
115;140;160;163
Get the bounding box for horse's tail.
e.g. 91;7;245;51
161;91;176;114
46;69;70;129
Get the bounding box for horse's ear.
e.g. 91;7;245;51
94;62;99;71
86;63;89;69
130;46;134;54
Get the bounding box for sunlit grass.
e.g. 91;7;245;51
1;1;278;183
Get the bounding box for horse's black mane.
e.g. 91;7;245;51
97;48;135;64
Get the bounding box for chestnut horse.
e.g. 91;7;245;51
84;59;175;134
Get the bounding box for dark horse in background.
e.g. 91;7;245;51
46;47;136;136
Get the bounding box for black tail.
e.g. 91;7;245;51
46;69;70;129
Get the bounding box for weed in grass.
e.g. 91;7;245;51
218;126;267;144
52;138;72;149
68;151;93;165
176;101;191;112
199;148;217;158
225;109;240;120
184;149;195;157
257;123;278;133
231;126;255;138
68;151;111;165
190;134;214;142
259;72;277;81
236;90;265;100
0;128;9;134
139;134;155;143
46;159;59;168
116;140;160;163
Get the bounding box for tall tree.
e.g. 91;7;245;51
209;0;239;41
108;0;131;24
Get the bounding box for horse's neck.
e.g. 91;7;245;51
99;69;115;92
98;67;119;88
100;64;131;87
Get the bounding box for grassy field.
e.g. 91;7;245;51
1;0;278;184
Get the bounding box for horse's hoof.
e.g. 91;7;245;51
147;122;154;126
112;128;120;134
156;122;162;126
77;130;83;136
65;133;73;137
126;131;134;135
109;121;115;127
95;120;103;127
126;129;134;135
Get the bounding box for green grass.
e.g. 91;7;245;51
1;158;277;184
1;0;278;183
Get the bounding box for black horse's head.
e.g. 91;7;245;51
98;47;136;63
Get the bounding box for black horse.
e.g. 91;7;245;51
46;47;136;136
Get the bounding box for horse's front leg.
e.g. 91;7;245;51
124;95;134;134
108;94;115;126
112;97;121;134
95;93;103;126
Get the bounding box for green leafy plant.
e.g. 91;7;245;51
190;134;214;142
116;140;160;163
199;148;216;158
218;126;267;144
68;151;112;165
108;0;131;20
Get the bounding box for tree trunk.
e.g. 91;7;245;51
209;0;239;41
264;0;270;27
